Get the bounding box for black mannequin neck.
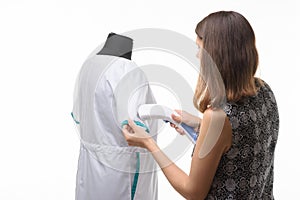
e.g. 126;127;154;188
97;33;133;60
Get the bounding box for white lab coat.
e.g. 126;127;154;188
72;54;158;200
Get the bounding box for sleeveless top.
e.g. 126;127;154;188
205;79;279;200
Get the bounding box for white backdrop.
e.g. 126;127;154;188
0;0;299;199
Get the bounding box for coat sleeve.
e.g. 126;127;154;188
111;60;158;138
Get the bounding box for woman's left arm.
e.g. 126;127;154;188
123;108;232;200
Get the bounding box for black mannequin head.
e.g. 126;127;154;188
97;32;133;60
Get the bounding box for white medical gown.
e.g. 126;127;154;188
72;54;158;200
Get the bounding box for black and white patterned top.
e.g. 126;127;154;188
205;79;279;200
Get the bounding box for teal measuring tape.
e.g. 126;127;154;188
121;120;149;200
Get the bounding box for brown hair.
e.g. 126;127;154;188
193;11;260;113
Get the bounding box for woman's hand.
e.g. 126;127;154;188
171;110;202;135
122;119;155;150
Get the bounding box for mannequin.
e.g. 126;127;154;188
97;32;133;60
72;33;158;200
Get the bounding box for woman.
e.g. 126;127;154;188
123;11;279;199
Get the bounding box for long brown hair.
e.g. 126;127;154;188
194;11;260;113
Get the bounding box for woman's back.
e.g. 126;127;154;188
206;78;279;199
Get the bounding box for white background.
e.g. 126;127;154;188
0;0;299;199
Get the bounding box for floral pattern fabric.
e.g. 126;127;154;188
205;79;279;200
